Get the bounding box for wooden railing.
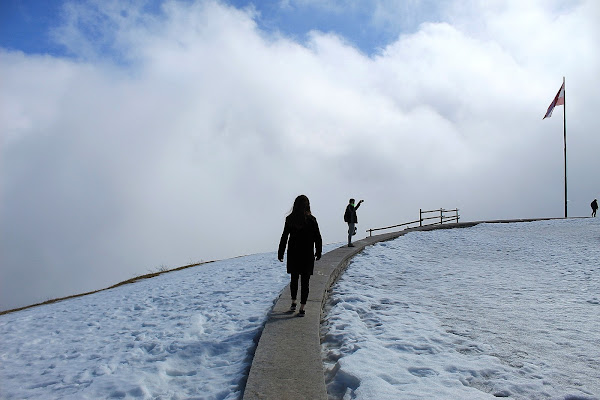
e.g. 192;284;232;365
367;208;460;237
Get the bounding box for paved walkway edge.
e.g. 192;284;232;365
242;218;573;400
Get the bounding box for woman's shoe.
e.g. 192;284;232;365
290;303;297;311
298;309;305;316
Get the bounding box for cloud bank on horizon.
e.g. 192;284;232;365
1;0;599;310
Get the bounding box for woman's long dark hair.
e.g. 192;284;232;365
289;195;311;228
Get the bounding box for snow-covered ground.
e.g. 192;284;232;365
1;220;598;400
322;218;600;399
0;250;288;399
0;242;340;400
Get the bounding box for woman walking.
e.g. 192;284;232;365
278;195;322;316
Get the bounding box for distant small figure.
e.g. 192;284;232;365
278;195;322;316
592;199;598;217
344;198;364;247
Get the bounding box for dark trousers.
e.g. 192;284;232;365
348;222;356;245
290;273;311;304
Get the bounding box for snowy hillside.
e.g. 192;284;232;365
322;218;600;399
1;220;599;399
0;252;293;400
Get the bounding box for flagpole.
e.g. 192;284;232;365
563;76;567;218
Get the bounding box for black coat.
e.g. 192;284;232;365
345;203;361;224
278;214;322;275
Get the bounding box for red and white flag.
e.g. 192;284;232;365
543;82;565;119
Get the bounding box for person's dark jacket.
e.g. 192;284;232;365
278;214;322;275
592;200;598;210
344;203;361;224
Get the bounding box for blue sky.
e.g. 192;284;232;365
0;0;65;55
0;0;442;57
1;0;599;311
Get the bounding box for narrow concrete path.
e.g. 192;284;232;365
242;218;564;400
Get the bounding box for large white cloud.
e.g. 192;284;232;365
1;0;599;310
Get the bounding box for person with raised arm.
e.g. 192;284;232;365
344;198;364;247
